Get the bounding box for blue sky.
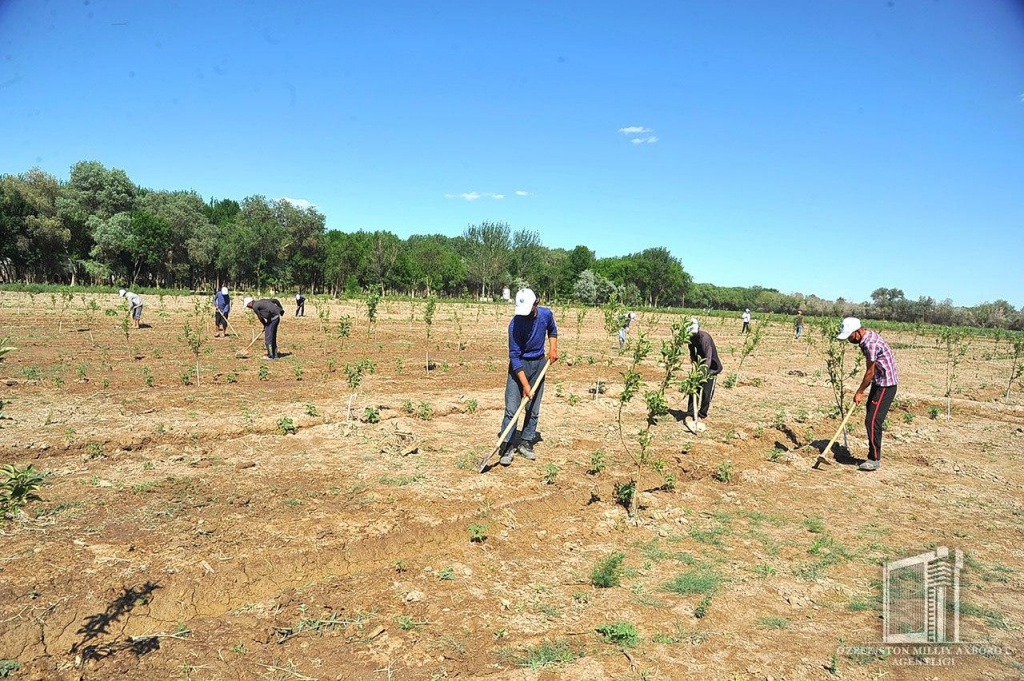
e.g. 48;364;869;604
2;0;1022;306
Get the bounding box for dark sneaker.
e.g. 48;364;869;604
517;442;536;460
858;460;880;471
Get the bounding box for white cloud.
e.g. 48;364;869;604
515;190;529;196
631;136;658;145
445;191;510;201
619;126;652;135
278;196;315;209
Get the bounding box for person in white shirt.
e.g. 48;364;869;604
119;289;144;329
741;309;751;334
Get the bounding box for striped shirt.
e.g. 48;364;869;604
858;329;899;387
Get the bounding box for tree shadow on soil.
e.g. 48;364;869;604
71;582;162;663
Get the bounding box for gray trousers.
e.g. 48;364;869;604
500;357;547;445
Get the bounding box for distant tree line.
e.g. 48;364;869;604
689;284;1023;330
1;161;1019;328
0;161;690;307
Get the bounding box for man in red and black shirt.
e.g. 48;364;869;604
837;317;899;471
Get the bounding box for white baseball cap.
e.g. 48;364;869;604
221;286;228;295
687;317;699;335
837;317;862;340
296;293;301;300
119;289;127;297
243;296;254;308
514;288;537;316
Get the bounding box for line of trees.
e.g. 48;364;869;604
2;161;1020;329
0;161;690;306
689;284;1024;330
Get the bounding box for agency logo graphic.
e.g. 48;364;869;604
882;546;962;644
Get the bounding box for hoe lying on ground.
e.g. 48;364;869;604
478;359;551;473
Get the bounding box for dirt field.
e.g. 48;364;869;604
1;291;1021;680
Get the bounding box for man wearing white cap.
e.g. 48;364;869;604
741;309;751;334
684;318;722;433
498;288;559;465
118;289;143;329
295;293;306;317
213;286;230;337
836;317;899;471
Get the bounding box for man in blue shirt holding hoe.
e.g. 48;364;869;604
499;288;559;466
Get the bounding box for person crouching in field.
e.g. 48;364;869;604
119;289;143;329
684;318;722;433
245;296;284;360
837;317;899;471
295;293;306;317
498;288;559;466
213;286;230;337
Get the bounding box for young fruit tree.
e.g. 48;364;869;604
678;358;712;431
316;295;332;356
574;306;588;355
1005;332;1024;399
0;336;15;363
180;301;207;386
814;318;862;448
736;321;764;372
616;320;690;519
423;297;438;372
365;286;382;339
938;327;969;419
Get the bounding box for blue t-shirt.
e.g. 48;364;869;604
508;307;558;373
214;291;230;314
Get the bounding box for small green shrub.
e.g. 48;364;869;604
588;449;606;474
276;417;297;435
258;365;270;381
362;407;380;423
465;398;478;414
543;464;559;484
693;594;713;619
614;481;635;509
595;621;639;647
723;373;737;388
0;464;46;517
712;460;733;483
400;400;414;414
902;411;915;424
468;523;488;543
416;401;434;420
928;405;940;420
591;551;626;588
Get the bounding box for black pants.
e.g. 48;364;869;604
687;375;717;419
264;315;280;358
865;383;896;462
215;310;228;328
741;322;749;334
296;301;305;316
